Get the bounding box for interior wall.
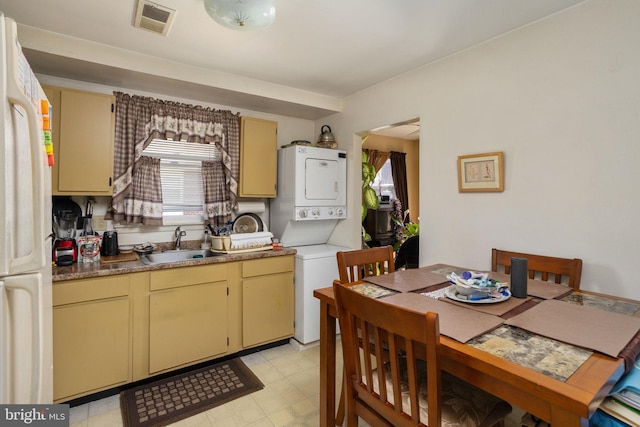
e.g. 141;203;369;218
363;135;420;222
324;0;640;299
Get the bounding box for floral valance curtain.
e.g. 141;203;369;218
108;92;240;225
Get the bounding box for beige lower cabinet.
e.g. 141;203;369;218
242;256;294;348
52;274;139;403
148;264;229;374
52;255;292;402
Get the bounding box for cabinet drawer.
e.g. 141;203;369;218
242;256;294;278
150;263;227;291
53;275;130;306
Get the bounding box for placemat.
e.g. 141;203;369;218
364;268;449;292
489;272;573;300
441;292;533;317
504;299;640;358
421;263;469;276
380;292;503;343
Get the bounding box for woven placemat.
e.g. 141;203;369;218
120;358;263;427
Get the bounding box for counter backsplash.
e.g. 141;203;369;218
60;196;271;248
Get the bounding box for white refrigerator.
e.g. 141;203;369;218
0;13;53;404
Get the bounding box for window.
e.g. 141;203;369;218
142;139;221;219
372;159;396;201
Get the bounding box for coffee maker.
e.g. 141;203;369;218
53;212;78;266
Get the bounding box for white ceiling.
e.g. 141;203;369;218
0;0;585;119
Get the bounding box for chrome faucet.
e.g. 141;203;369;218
174;226;186;250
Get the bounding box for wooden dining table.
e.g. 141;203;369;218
314;265;640;427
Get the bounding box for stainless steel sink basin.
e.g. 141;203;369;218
140;249;220;265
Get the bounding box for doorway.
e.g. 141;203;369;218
361;118;420;247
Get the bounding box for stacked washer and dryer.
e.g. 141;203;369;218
270;145;349;345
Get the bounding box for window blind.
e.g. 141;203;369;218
142;139;221;216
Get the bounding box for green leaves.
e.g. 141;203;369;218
363;187;379;210
361;162;376;187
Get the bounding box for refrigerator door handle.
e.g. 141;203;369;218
4;19;46;273
0;282;7;402
2;274;44;403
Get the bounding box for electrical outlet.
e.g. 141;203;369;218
93;217;107;231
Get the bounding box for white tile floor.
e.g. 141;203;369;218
68;340;525;426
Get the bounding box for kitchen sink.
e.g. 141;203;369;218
140;249;220;265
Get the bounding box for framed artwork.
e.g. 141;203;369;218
457;151;504;192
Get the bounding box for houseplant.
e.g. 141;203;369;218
361;138;379;247
391;205;419;251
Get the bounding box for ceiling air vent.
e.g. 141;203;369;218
134;0;176;36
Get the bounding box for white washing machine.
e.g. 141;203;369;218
293;244;349;345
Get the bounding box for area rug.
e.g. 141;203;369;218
120;358;263;427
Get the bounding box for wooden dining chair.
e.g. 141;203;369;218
333;280;513;427
491;248;583;290
336;245;395;283
334;245;395;424
395;235;419;270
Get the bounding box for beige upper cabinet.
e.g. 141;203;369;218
44;86;115;196
239;116;278;198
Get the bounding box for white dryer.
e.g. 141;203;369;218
270;145;347;247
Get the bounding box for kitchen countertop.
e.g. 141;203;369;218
52;247;297;282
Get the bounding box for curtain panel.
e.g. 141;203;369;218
390;151;409;223
202;161;232;226
108;92;240;225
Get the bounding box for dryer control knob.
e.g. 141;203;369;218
298;209;307;219
336;208;345;217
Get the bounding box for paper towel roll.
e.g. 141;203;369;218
235;201;266;214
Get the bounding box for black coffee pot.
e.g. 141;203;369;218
101;231;119;256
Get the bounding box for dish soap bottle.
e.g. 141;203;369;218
201;228;211;250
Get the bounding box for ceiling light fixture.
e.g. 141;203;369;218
204;0;276;30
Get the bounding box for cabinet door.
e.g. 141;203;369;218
149;282;228;374
56;88;115;195
240;117;278;198
243;272;294;348
53;297;130;402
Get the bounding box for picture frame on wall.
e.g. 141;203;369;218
457;151;504;192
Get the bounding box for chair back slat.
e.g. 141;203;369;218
491;248;583;290
337;246;395;284
373;327;387;403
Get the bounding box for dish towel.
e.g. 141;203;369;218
230;231;273;249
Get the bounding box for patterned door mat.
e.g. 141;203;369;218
120;358;263;427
